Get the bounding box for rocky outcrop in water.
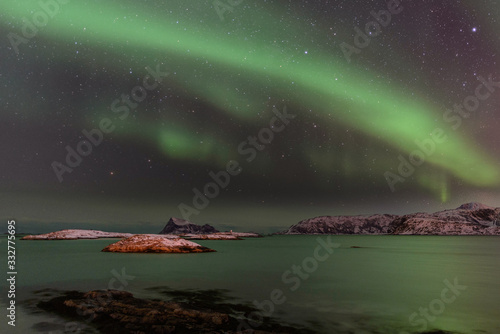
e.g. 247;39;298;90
21;229;133;240
183;231;262;240
159;217;219;235
101;234;215;253
280;202;500;235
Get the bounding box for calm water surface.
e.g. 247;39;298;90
1;235;499;333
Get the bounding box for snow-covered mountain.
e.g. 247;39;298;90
280;203;500;235
280;214;398;235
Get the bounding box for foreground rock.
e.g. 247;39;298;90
102;234;215;253
159;217;219;235
22;229;133;240
38;290;314;334
280;202;500;235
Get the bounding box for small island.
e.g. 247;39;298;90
21;229;134;240
101;234;215;253
158;217;219;235
158;217;262;239
20;219;261;242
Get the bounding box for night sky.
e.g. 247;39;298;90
1;0;499;233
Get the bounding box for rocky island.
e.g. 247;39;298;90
182;233;242;240
159;217;219;234
21;219;261;243
280;202;500;235
101;234;215;253
159;217;262;239
182;231;262;240
21;229;134;240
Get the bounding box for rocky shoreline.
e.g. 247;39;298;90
38;289;315;334
20;203;500;241
280;202;500;235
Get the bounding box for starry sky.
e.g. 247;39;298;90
1;0;499;233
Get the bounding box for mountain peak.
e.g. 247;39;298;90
159;218;219;235
168;217;191;226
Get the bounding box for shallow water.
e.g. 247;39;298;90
1;235;499;333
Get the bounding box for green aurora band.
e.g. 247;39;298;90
2;0;499;200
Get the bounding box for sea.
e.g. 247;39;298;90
1;235;499;334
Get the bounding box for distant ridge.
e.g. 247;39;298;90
159;217;219;235
279;203;500;235
457;202;494;211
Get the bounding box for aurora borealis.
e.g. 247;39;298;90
1;0;499;232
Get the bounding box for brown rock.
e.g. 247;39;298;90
101;234;215;253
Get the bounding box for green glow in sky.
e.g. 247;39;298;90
2;0;498;194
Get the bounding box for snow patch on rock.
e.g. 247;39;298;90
22;229;134;240
101;234;216;253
